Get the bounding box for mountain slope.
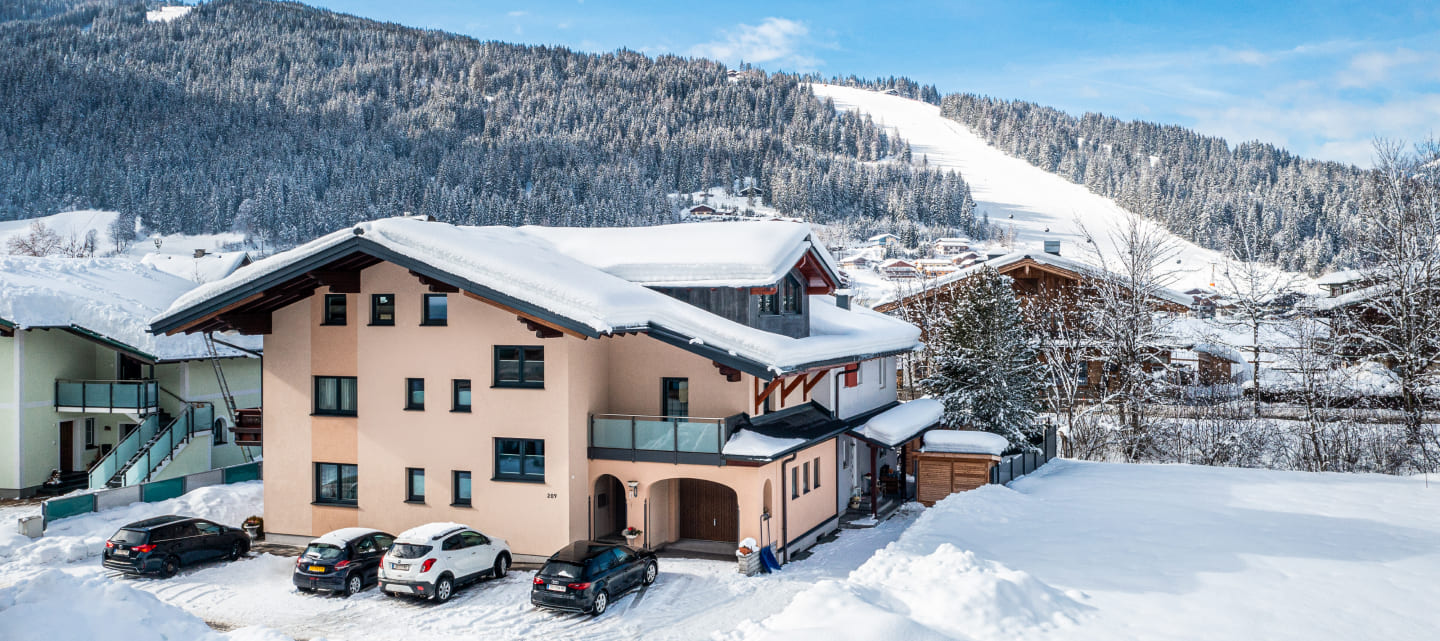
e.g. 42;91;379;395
813;85;1313;292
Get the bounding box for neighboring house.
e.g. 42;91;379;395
1316;269;1380;298
738;185;764;198
879;259;921;280
150;218;923;563
867;233;900;248
932;237;972;256
914;258;960;277
0;257;261;498
687;205;717;217
141;249;252;284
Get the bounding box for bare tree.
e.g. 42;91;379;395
6;220;63;256
1278;302;1353;471
1216;226;1299;417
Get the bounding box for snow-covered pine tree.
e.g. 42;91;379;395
921;266;1044;450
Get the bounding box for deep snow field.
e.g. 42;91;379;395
4;463;1438;641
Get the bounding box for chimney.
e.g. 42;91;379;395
1044;240;1061;256
193;249;207;258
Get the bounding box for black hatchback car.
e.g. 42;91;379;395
531;542;658;616
293;528;396;596
102;515;249;577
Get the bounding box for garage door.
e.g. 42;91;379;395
677;478;738;542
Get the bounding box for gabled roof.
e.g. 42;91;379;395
141;251;252;283
150;219;919;377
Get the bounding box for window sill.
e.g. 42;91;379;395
404;499;426;505
419;322;448;327
450;502;473;508
491;384;545;390
450;408;472;413
403;407;425;412
319;322;347;327
311;413;358;418
491;476;545;484
312;501;358;509
367;322;395;327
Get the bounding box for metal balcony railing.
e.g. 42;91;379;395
588;414;734;465
54;379;159;413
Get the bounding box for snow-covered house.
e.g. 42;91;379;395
149;217;924;562
687;204;717;217
140;249;252;284
867;233;900;248
915;258;960;277
879;258;921;280
0;257;261;498
932;237;972;256
1316;269;1379;298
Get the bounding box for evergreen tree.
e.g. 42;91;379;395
921;267;1044;449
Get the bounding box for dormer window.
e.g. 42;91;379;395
781;275;802;315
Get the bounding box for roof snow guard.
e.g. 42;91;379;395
149;218;920;378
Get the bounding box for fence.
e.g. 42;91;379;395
41;461;262;530
990;424;1059;485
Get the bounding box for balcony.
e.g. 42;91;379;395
54;379;159;414
232;408;263;448
588;414;739;466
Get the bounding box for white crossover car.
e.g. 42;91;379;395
378;522;511;602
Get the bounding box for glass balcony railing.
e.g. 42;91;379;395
589;414;733;464
55;379;159;412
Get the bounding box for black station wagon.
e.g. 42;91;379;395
102;515;249;577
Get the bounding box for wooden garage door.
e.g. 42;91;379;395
677;479;738;542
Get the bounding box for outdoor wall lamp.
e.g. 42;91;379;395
626;480;640;497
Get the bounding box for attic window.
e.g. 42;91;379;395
781;275;802;315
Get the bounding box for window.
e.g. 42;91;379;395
195;521;222;535
356;537;377;555
323;294;347;325
314;376;358;416
406;378;425;410
1076;362;1090;385
213;418;226;445
494;346;544;388
813;457;821;488
781;275;802;315
406;468;425;502
442;534;463;551
461;531;488;547
494;438;545;482
422;294;448;326
879;358;887;389
315;462;358;505
84;418;95;448
662;378;689;418
371;294;396;325
372;533;395;551
791;467;799;498
453;470;472;506
758;288;778;315
452;379;472;412
803;461;811;493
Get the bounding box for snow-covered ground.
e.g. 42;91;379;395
145;5;194;23
811;85;1316;295
0;209;245;262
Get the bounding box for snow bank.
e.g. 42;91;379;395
1;482;261;568
852;399;943;446
0;256;258;360
0;570;297;641
924;430;1010;456
735;487;1084;641
159;219;918;373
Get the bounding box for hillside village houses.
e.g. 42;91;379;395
149;218;944;562
0;256;260;498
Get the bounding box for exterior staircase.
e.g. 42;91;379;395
87;403;214;489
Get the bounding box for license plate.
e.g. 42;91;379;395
546;584;566;592
308;566;326;573
391;563;409;571
389;585;412;594
115;549;129;556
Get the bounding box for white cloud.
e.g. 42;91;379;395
1335;48;1435;88
687;17;822;71
507;10;528;17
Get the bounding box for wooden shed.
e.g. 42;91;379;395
910;430;1009;507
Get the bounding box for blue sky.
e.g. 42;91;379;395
307;1;1440;168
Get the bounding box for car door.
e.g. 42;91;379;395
370;533;395;582
440;533;470;578
460;531;490;579
168;523;201;563
354;536;380;583
192;520;227;561
612;547;640;591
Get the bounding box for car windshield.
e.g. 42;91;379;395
111;529;148;545
539;561;585;580
389;543;432;559
302;543;345;562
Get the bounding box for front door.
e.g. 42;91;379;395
677;479;737;542
58;421;74;473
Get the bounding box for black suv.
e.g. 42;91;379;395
102;515;250;577
531;542;657;616
294;528;396;596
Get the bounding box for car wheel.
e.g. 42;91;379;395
591;589;609;616
344;573;363;597
297;586;314;594
493;553;510;579
228;542;243;561
642;561;658;585
433;574;454;603
160;556;179;578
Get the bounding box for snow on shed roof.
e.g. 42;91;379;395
850;398;943;447
155;218;919;376
520;221;836;287
923;430;1009;456
1315;268;1371;286
873;250;1192;308
140;251;250;284
0;256;258;361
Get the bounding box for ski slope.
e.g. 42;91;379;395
813;85;1312;294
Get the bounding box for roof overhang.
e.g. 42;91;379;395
0;317;13;338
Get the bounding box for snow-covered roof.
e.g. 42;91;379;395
722;430;808;458
923;430;1009;455
1315;268;1370;286
310;527;383;547
153;218;919;376
850;398;943;447
873;250;1192;308
522;221;836;288
396;522;469;543
0;256;259;361
1316;282;1390;312
140;251;251;284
